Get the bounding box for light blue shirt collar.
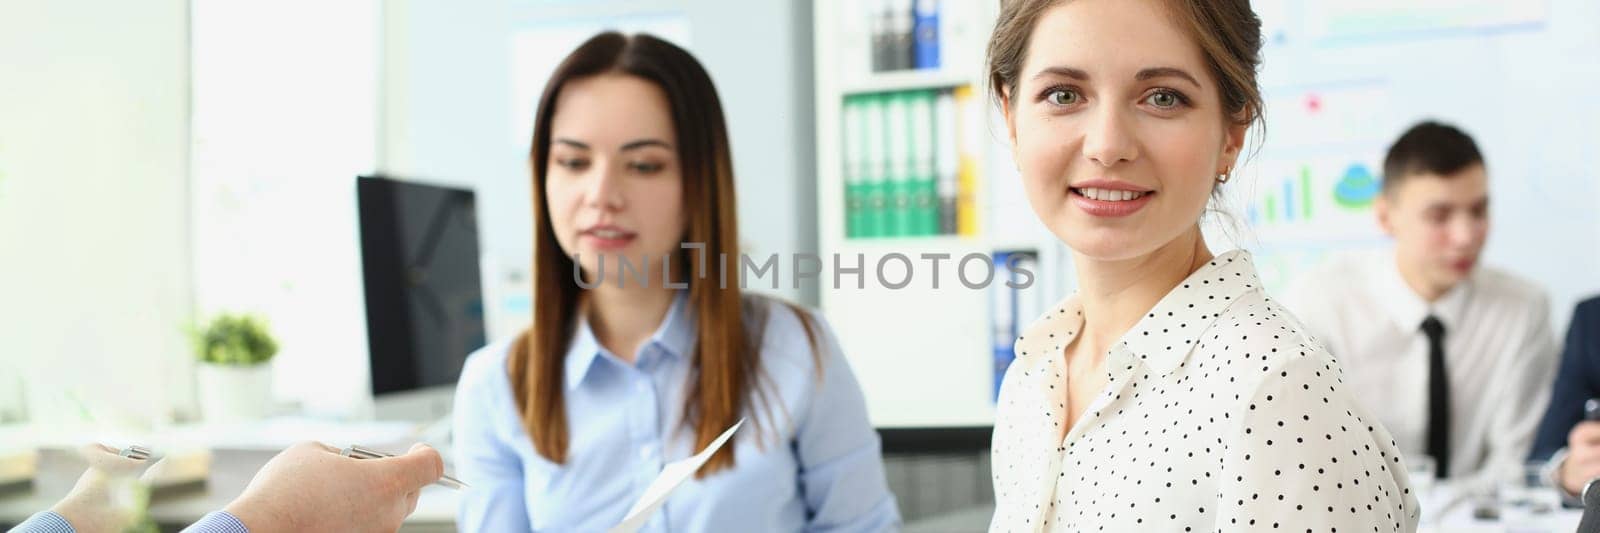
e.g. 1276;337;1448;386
565;290;695;390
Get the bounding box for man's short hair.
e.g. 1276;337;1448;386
1381;120;1484;194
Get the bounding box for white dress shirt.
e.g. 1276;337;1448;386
989;250;1420;532
1285;249;1558;488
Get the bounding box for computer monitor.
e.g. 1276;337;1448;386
356;175;486;421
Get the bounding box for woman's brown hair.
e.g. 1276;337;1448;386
986;0;1264;128
511;32;817;476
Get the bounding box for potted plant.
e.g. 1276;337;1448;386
191;313;278;423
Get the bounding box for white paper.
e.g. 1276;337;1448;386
608;419;744;533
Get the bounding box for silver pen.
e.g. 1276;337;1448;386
339;444;469;490
118;445;154;461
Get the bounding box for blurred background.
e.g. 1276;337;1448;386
2;0;1599;530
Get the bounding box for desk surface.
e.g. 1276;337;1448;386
899;501;1585;532
12;447;1581;532
0;448;458;532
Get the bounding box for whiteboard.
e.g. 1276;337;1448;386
1210;0;1600;332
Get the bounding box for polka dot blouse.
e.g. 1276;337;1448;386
988;250;1421;532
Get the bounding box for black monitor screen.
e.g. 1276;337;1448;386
357;175;486;396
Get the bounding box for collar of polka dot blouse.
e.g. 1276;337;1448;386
1119;249;1262;375
1014;249;1262;377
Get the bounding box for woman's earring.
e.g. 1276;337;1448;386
1216;166;1233;184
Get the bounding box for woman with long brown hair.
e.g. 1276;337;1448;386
452;32;899;531
983;0;1418;531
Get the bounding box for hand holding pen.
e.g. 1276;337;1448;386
222;441;449;533
1561;399;1600;497
340;444;467;490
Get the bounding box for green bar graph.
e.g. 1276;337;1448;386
1300;165;1313;220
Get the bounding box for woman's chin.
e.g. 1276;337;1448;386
1057;227;1158;262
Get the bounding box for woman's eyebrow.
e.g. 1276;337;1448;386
1031;66;1090;82
1029;66;1201;90
620;139;673;151
1135;67;1201;88
553;138;590;149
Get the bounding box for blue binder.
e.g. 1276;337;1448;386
912;0;940;70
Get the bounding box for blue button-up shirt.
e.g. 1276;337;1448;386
452;291;899;532
14;510;246;533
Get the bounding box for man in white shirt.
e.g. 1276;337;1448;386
1286;121;1558;490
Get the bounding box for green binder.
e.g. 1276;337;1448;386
842;95;866;239
884;91;912;237
864;93;889;238
908;90;939;236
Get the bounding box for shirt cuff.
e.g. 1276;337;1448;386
1546;447;1584;507
182;510;251;533
13;511;76;533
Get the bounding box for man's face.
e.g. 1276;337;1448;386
1376;164;1490;296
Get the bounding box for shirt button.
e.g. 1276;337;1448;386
639;444;656;460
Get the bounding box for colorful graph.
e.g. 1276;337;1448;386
1334;163;1382;209
1246;161;1382;227
1248;165;1314;225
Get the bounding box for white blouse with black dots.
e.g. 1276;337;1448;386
988;250;1421;532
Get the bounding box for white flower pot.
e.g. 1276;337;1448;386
196;363;273;423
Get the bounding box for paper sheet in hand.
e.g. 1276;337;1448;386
608;419;744;533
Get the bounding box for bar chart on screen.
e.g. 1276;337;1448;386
1248;161;1382;220
1238;157;1385;243
1227;78;1394;249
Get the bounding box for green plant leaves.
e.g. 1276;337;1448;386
192;313;278;366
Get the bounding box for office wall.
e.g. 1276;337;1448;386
381;0;818;337
189;0;379;418
0;0;194;426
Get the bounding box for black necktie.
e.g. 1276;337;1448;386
1421;315;1451;478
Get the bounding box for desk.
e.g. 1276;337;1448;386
0;448;458;532
902;502;1585;532
1420;483;1581;532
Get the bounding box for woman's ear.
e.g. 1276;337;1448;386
1218;117;1248;174
1002;87;1021;165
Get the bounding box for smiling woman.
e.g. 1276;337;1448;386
982;0;1421;531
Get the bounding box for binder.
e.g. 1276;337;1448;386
912;0;940;70
908;90;938;236
871;0;895;72
889;0;915;71
863;93;889;238
884;91;913;237
991;251;1017;402
991;250;1040;402
934;90;959;235
842;95;867;239
953;86;980;237
1011;252;1042;337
